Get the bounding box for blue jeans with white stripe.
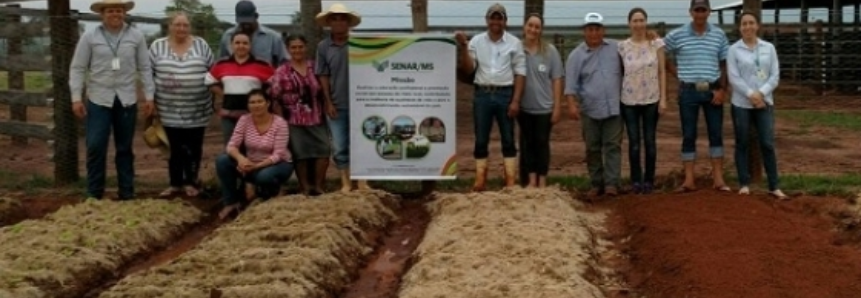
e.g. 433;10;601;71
678;87;724;161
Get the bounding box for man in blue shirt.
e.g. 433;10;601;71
663;0;731;192
218;0;288;66
564;12;623;198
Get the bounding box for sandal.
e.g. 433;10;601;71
714;185;732;192
769;189;789;200
184;185;201;197
674;185;697;193
159;187;180;198
218;204;241;221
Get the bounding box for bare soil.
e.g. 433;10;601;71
339;198;431;298
2;82;861;190
0;195;81;226
599;191;861;298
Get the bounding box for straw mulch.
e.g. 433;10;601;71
398;187;607;298
99;190;399;298
0;196;22;226
0;199;204;298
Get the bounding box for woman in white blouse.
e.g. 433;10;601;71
727;11;787;199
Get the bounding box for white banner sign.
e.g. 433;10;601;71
349;33;457;180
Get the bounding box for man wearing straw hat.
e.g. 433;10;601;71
315;3;372;193
218;0;288;67
69;0;155;200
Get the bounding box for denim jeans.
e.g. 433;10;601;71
215;154;294;205
517;112;552;183
581;115;623;189
678;87;725;161
86;97;137;199
163;127;205;187
732;105;780;190
221;117;239;146
326;108;350;169
622;103;659;184
473;87;517;158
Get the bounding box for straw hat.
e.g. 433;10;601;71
143;118;170;157
315;3;362;27
90;0;135;13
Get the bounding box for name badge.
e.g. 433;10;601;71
111;58;120;71
538;64;547;72
756;69;766;80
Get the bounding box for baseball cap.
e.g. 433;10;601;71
235;0;258;23
583;12;604;27
690;0;711;10
486;3;507;19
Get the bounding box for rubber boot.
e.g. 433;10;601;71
472;159;488;192
503;157;517;188
339;168;351;193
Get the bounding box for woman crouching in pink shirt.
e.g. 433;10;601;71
215;89;293;220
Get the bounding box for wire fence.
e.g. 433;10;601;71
1;2;860;187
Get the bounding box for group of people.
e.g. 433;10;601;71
70;0;373;219
69;0;787;217
456;0;787;199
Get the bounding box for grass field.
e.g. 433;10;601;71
778;110;861;132
0;71;52;91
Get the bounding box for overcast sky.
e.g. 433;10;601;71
18;0;843;31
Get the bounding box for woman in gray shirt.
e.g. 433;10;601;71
69;0;155;200
518;14;564;188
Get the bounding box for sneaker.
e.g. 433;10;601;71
770;189;788;200
738;186;750;195
586;188;603;199
642;183;654;194
631;183;642;194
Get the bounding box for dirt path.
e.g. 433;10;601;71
339;197;431;298
601;192;861;298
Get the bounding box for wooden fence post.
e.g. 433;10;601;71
49;1;79;185
5;4;26;146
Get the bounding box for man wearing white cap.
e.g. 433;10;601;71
564;12;624;198
218;0;288;66
454;3;527;191
315;3;373;192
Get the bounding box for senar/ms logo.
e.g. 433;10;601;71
390;62;434;71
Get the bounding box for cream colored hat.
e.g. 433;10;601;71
315;3;362;27
143;118;170;155
90;0;135;13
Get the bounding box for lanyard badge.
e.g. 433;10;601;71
101;28;125;71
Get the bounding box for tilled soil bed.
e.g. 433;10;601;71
398;187;607;297
99;190;399;297
603;191;861;298
0;199;204;298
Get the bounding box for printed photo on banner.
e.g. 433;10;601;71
348;33;457;180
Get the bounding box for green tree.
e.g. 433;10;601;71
291;10;301;27
164;0;224;47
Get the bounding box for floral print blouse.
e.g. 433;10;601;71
268;61;324;126
618;38;665;106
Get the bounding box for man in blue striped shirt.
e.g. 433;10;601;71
663;0;731;192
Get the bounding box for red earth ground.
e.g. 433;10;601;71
2;79;861;298
598;191;861;298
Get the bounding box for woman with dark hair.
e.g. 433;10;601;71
727;11;786;199
618;7;667;194
268;33;331;196
206;31;276;145
518;13;563;188
215;89;293;220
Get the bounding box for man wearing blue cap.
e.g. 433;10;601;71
218;0;288;66
564;12;624;198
